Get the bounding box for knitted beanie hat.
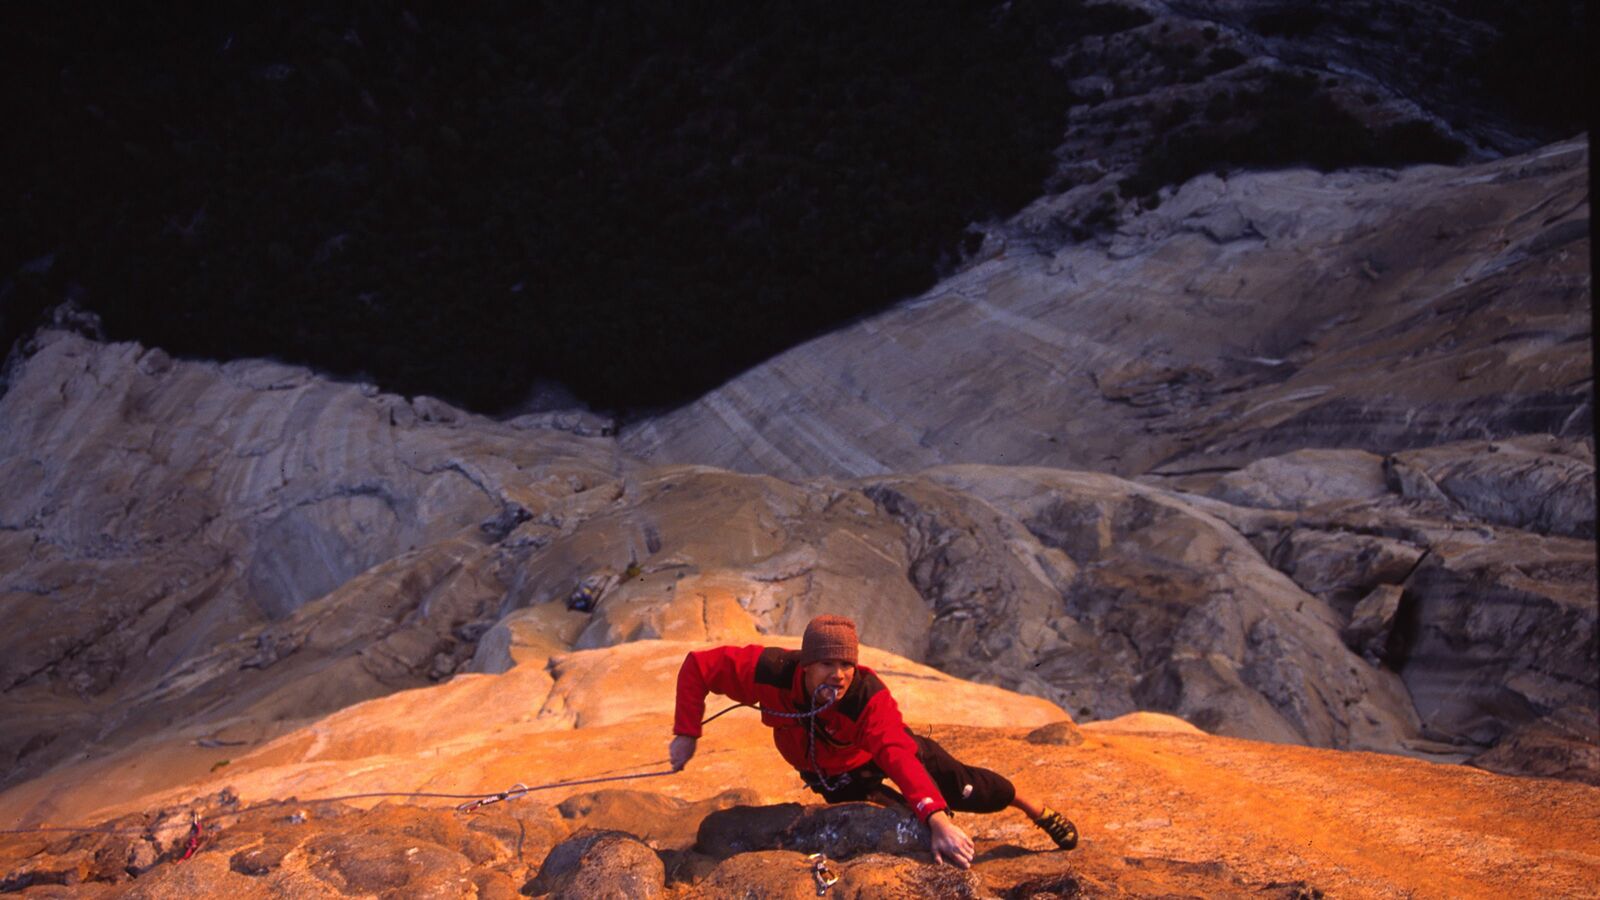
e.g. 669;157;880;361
800;615;859;665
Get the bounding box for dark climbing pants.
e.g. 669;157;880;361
801;734;1016;813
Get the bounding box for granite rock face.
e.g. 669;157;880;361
607;136;1595;781
0;143;1593;803
5;647;1595;900
621;139;1590;483
1208;449;1391;511
895;466;1423;752
530;829;667;900
556;788;759;852
0;330;631;793
1026;0;1583;228
1387;435;1595;538
1193;439;1597;761
1;332;1593;798
1468;707;1600;784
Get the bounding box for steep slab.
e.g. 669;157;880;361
0;642;1594;899
0;640;1068;829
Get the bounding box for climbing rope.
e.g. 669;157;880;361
0;761;684;866
452;764;679;813
0;685;856;860
694;687;848;790
802;687;854;792
0;698;810;843
701;683;840;725
731;684;850;792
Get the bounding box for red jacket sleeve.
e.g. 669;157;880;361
673;645;764;737
857;690;949;822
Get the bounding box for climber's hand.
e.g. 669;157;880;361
669;734;698;771
929;812;975;869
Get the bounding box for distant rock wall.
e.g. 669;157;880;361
0;139;1591;801
1192;438;1597;766
622;138;1590;482
4;331;1590;796
0;331;625;789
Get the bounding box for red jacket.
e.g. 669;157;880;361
673;644;948;821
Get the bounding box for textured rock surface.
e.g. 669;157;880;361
0;640;1067;831
1207;449;1390;510
903;465;1423;752
556;788;758;852
622;138;1590;482
0;329;630;794
1468;707;1600;785
1;646;1595;899
530;829;666;900
1203;443;1596;753
1388;435;1596;538
1;327;1591;801
697;802;931;862
1026;720;1086;747
1394;525;1595;747
0;9;1590;895
1014;0;1584;247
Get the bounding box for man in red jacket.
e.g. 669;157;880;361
669;615;1078;868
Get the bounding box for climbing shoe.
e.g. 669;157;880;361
1033;807;1078;850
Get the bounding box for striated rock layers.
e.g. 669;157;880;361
1;340;1591;802
621;138;1590;481
0;330;629;792
0;143;1593;897
614;134;1599;781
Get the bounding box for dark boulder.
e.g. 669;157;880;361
526;829;665;900
557;788;758;851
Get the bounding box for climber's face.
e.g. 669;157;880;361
803;658;855;700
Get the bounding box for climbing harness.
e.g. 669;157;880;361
808;852;840;895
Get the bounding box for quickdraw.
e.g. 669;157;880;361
456;783;531;813
808;852;839;895
176;811;204;862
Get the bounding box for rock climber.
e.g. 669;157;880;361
668;614;1078;869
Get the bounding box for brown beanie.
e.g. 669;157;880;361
800;615;859;665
